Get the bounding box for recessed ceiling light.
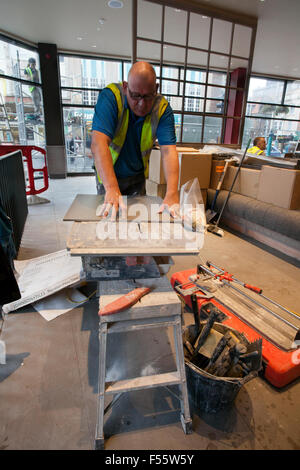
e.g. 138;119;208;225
108;0;123;8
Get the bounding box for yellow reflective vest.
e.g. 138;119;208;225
97;82;168;183
247;146;264;156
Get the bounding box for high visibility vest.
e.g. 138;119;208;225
247;145;264;156
25;67;35;93
97;82;168;183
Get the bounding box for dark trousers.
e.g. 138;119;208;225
95;170;146;196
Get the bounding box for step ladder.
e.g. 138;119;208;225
95;276;193;450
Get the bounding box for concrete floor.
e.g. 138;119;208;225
0;176;299;451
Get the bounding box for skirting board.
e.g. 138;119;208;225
222;214;300;261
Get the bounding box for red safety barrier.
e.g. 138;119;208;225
0;145;49;195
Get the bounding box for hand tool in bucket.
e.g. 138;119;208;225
206;157;237;223
207;138;251;237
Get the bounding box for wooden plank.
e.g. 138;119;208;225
99;276;181;322
67;221;201;256
63;194;180;223
105;371;181;394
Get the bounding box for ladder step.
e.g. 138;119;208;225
105;371;181;395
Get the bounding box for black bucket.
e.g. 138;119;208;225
183;322;260;413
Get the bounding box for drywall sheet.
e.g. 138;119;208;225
2;250;83;313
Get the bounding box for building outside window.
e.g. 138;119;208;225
243;77;300;155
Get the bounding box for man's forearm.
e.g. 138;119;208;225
160;145;179;197
91;131;119;191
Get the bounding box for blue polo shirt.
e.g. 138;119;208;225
92;87;176;178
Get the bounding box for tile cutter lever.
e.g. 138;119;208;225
206;261;300;322
198;263;300;334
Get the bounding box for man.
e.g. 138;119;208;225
247;137;266;156
24;58;42;115
91;61;179;219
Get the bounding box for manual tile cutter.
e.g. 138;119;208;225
171;264;300;388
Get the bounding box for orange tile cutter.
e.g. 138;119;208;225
171;263;300;388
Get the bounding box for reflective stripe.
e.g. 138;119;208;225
247;146;263;155
97;83;168;183
25;67;35;93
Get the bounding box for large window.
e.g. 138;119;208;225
242;77;300;154
59;55;127;173
135;0;256;144
0;35;45;146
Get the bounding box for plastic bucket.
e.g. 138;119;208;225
183;322;259;413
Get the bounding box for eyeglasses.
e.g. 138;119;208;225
128;87;157;102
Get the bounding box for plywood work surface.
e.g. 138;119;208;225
66;221;202;256
63;194;179;223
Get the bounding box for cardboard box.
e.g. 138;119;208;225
210;159;234;189
146;179;167;198
222;167;261;199
179;153;212;189
257;166;300;210
149;147;200;185
146;179;207;207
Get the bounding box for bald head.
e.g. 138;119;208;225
128;61;156;86
123;61;158;117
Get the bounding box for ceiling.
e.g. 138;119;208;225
1;0;300;79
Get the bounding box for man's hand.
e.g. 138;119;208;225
96;187;127;221
158;192;180;219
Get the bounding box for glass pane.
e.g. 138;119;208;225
242;117;300;154
209;53;229;71
164;7;187;46
0;77;45;145
211;19;232;54
64;88;99;106
182;114;202;142
187;50;208;69
247;77;285;104
123;62;131;80
63;107;95;173
181;68;207;84
183;81;205;98
207;86;225;100
208;70;227;86
162;66;179;79
161;79;179;96
203;116;222;143
184;98;204;112
246;103;300;120
163;45;185;65
285;80;300;106
189;13;210;50
174;113;182;141
205;98;224;114
137;0;162;41
137;40;161;62
0;38;40;82
232;24;252;58
59;56;122;88
167;96;182;111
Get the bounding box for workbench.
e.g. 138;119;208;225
64;194;203;449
